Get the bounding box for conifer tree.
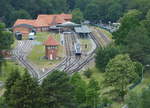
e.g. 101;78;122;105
71;73;87;106
4;68;21;105
7;70;41;108
86;79;100;108
41;70;75;108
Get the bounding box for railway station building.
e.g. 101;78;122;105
43;36;59;60
13;13;72;36
74;25;91;38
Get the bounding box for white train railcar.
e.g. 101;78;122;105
74;42;81;56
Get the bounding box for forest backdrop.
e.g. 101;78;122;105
1;0;150;26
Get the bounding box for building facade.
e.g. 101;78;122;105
43;36;59;60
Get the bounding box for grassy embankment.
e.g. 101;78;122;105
98;28;113;39
27;32;64;69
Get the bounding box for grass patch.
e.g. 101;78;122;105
36;32;50;41
36;32;60;42
27;44;61;69
79;38;93;53
80;67;105;87
28;32;64;69
11;38;17;49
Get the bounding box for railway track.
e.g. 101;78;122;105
63;32;84;73
38;58;67;82
67;33;101;74
13;40;39;78
15;55;38;78
13;31;103;83
95;28;111;45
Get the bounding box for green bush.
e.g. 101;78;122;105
84;69;92;78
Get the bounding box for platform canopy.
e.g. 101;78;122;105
56;21;81;27
74;25;91;34
49;25;61;30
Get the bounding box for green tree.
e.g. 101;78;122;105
86;79;100;108
106;1;123;22
72;8;84;23
49;0;68;13
4;68;21;105
7;70;41;108
141;21;150;38
113;9;142;45
95;45;121;71
134;62;143;79
125;92;141;108
126;86;150;108
0;22;14;73
71;73;87;107
83;69;92;78
41;70;75;108
0;23;14;50
75;0;91;12
8;9;31;26
146;9;150;20
125;26;150;65
67;0;76;10
84;2;99;23
141;9;150;37
105;54;139;100
128;0;150;16
141;86;150;108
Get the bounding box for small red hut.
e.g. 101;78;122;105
43;36;59;60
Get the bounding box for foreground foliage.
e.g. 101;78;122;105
2;70;101;108
4;69;40;108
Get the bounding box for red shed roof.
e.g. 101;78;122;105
14;19;36;26
44;36;59;46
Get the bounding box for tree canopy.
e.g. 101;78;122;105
1;0;150;26
72;9;84;24
41;70;75;108
105;54;140;99
95;45;121;71
126;86;150;108
5;70;41;108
